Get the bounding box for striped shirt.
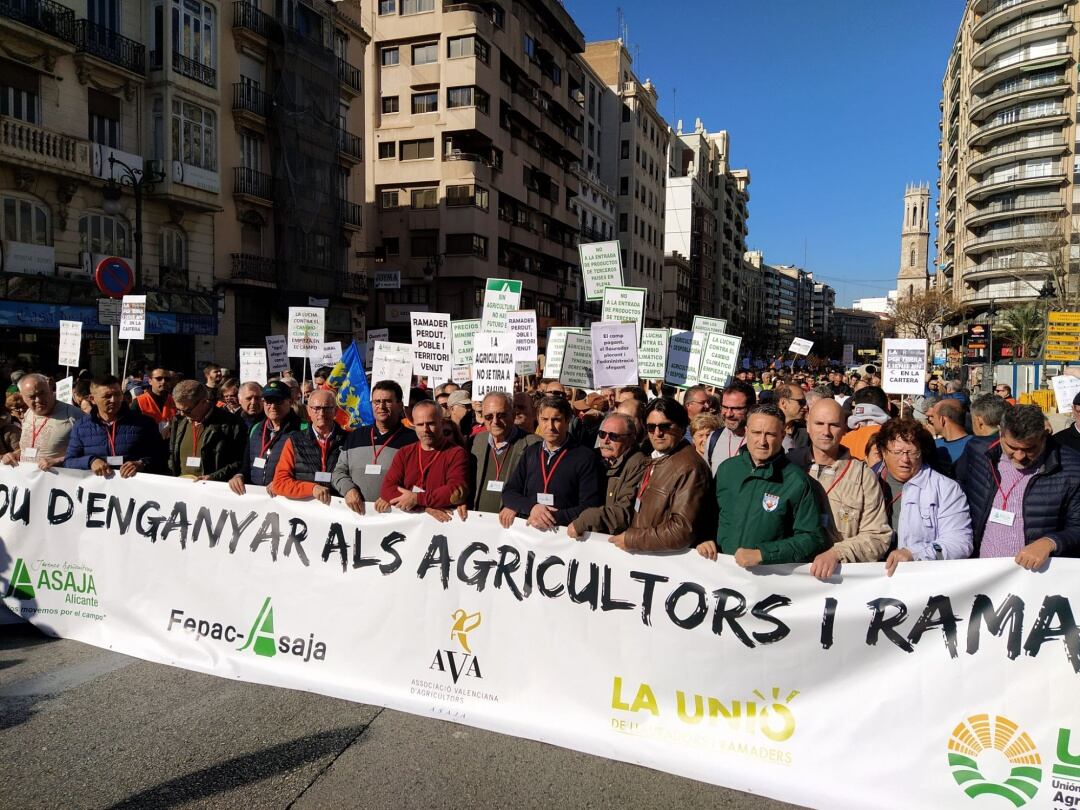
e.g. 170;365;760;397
979;454;1038;558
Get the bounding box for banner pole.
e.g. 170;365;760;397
122;339;132;380
109;324;118;377
302;356;309;404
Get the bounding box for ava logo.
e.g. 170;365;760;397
430;609;482;684
762;493;780;513
237;596;278;658
948;714;1043;806
4;558;34;600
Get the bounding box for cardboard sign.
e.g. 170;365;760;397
1051;375;1080;414
55;376;73;406
410;312;452;386
559;332;594;389
313;341;342;369
239;348;268;387
365;329;389;368
692;316;727;336
480;278;523;332
881;338;928;395
58;320;82;367
452;319;481;367
545;327;581;381
638;328;669;380
472;332;516;399
665;330;705;388
371;341;414;405
266;335;290;373
578;241;623;301
591;322;639;388
698;333;742;388
118;295;146;341
288;307;325;358
506;310;538;363
600;286;647;345
788;337;814;356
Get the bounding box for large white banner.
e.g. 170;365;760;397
3;468;1080;810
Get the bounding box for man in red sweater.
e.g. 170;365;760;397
377;400;468;521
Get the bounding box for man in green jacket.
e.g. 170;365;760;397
699;403;825;568
169;380;248;482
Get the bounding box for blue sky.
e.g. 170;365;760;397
564;0;963;306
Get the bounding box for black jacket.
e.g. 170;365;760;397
501;441;605;526
168;406;248;481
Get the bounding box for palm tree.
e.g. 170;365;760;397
996;304;1044;359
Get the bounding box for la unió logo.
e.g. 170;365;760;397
948;714;1042;806
430;609;483;684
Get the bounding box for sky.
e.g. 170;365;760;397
563;0;963;306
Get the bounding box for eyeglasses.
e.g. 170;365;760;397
645;422;675;434
720;404;748;413
886;447;922;459
308;405;336;412
483;412;510;421
597;429;631;441
546;390;567;398
787;398;807;406
372;398;397;408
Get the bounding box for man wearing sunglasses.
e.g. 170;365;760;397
168;380;247;481
132;367;176;437
567;413;647;539
463;391;540;516
606;397;714;551
271;389;348;504
777;383;810;451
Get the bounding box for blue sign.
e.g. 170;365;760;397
94;256;135;299
0;301;216;336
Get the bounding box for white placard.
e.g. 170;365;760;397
638;328;669;380
665;329;705;388
58;320;82;368
506;310;538;363
452;319;481;367
54;376;73;406
374;270;400;290
691;316;727;336
788;337;814;356
698;333;743;388
288;307;325;358
366;329;388;369
472;332;516;399
1051;375;1080;414
266;335;290;373
118;295;146;341
371;341;414;405
578;240;623;301
312;341;342;369
591;321;639;388
601;286;647;345
410;312;453;386
545;327;581;381
882;338;928;395
480;278;523;332
239;348;268;387
451;366;471;385
559;332;594;389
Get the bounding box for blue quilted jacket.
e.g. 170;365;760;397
63;410;167;473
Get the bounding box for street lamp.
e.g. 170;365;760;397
1038;278;1056;365
102;155;166;288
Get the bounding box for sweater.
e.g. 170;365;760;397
501;442;605;526
332;422;418;502
379;442;469;509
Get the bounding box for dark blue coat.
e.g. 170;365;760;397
960;437;1080;558
63;410;167;472
501;442;605;526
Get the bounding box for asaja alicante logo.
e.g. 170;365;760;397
167;596;327;663
5;557;34;599
947;714;1043;806
4;557;97;605
429;609;483;683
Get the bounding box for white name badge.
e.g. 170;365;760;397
158;421;170;431
365;463;382;475
21;447;38;461
186;456;202;468
486;480;504;493
412;485;425;494
633;498;640;512
107;455;124;466
537;493;554;506
252;457;267;469
315;471;332;483
989;508;1016;527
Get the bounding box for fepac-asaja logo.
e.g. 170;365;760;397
948;714;1043;806
4;558;34;599
237;596;279;658
167;597;326;663
429;609;483;683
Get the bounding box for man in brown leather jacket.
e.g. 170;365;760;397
609;397;716;551
567;413;647;537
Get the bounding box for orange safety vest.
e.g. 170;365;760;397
134;391;176;423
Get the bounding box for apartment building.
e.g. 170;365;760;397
362;0;585;342
582;39;668;327
753;256;813;357
661;251;691;327
936;0;1080;313
810;280;836;351
833;307;881;356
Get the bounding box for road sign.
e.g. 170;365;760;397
98;298;121;326
94;256;135;299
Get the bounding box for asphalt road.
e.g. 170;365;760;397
0;624;805;810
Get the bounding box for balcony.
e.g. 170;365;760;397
969;73;1068;122
964;223;1059;254
964;259;1053;285
232;167;273;205
232;83;270;129
157;264;189;291
972;0;1065;41
73;19;145;76
338;130;362;163
970;43;1070;94
0;117;91;178
337;57;361;97
173;51;216;87
972;11;1072;67
0;0;75;43
967;162;1066;200
340;201;362;231
231;0;271;47
230;253;276;285
968;132;1067;175
966;104;1067;147
965;194;1064;228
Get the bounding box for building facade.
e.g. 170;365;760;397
897;182;931;300
833;307;881;356
810;279;836;353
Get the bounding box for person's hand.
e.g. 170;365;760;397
1015;538;1055;571
734;548;763;568
228;475;246;496
884;548;914;577
810;549;840;581
527;503;557;530
390;487;419;511
425;507;452;523
374;497;391;513
498;507;516;528
194;475;210;482
1;451;17;466
456;504;468;521
119;460;144;479
38;456;62;472
345;488;365;514
90;458;113;478
312;484;332;505
608;533;628;551
566;522;580;539
696;540;718;560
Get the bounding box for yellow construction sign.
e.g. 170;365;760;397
1045;311;1079;361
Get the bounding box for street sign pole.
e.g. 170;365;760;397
110;326;118;376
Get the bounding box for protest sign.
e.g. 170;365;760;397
410;312;453;386
560;332;594;389
372;341;414;405
472;332;516;399
788;337;814;356
882;338;928;395
578;241;623;301
451;366;471;385
452;319;481;367
55;376;73;406
591;322;639;388
365;328;389;368
506;310;538;363
545;327;581;380
58;320;82;368
698;333;743;387
265;335;289;373
1051;375;1080;414
601;286;647;345
481;278;523;332
692;315;727;336
665;330;705;388
638;327;669;380
288;307;324;358
239;348;268;386
313;341;342;369
118;295;146;340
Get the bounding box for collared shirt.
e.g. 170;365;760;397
979;454;1039;558
543;441;565;462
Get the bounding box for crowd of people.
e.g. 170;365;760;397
2;359;1079;577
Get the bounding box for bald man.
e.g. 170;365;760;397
271;389;348;504
929;398;971;464
788;398;891;580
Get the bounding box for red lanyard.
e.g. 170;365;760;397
637;465;654;500
728;431;745;456
489;442;508;480
371;427;401;464
105;420;119;456
29;416;48;449
315;432;332;472
988;458;1025;510
191;423;202;456
540;447;567;493
417;446;441;485
824;459;853;496
260;421;286;456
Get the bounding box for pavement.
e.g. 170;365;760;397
0;624;805;810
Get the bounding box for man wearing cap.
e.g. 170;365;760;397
132;367;176;438
445;390;476;436
228;381;301;495
1054;390;1080;454
64;375;165;477
333;380;417;514
462;391;540;515
272;388;349;503
1;373;83;470
168;380;247;481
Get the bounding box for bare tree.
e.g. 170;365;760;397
887;288;966;342
1002;212;1079;310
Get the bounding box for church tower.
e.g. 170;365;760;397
897;183;930;300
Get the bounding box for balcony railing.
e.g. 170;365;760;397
338;130;362;160
230;253;276;283
973;73;1067;112
968;225;1057;249
173;50;216;87
0;117;90;174
970;105;1065;140
970;195;1063;219
971;163;1064;193
73;18;145;75
341;201;362;227
232;0;270;38
233;166;273;200
232;82;270;117
971;133;1066;169
0;0;75;43
339;272;367;295
980;11;1070;50
337;57;361;93
157;264;189;291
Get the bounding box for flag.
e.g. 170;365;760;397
327;340;373;428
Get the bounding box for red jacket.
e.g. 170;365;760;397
379;442;468;508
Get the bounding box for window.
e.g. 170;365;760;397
401;0;434;13
172;0;215;70
411;92;438;114
412;42;438;65
411;188;438;209
80;213;129;256
88;90;121;148
0;60;40;124
411;230;438;257
378;0;395;14
910;248;916;267
446;233;487;257
619;213;628;231
400;139;434;160
446;184;489;210
240;130;262;171
619;177;628;195
381;95;399;113
380;47;399;66
378;141;396;159
447;86;489;114
1;195;50;246
448;34;489;63
622;104;630;122
380;189;400;209
383;237;400;256
160;226;186;269
523;34;537;61
171;99;216;170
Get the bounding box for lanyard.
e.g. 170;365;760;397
540;447;567;494
259;421;285;456
637;463;655;500
489;441;510;480
417;446;441;485
371;427;401;464
29;416;48;449
823;459;853;496
105;420;119;456
315;432;332;472
728;431;745;457
988;458;1026;511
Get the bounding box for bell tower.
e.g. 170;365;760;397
897;183;930;300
